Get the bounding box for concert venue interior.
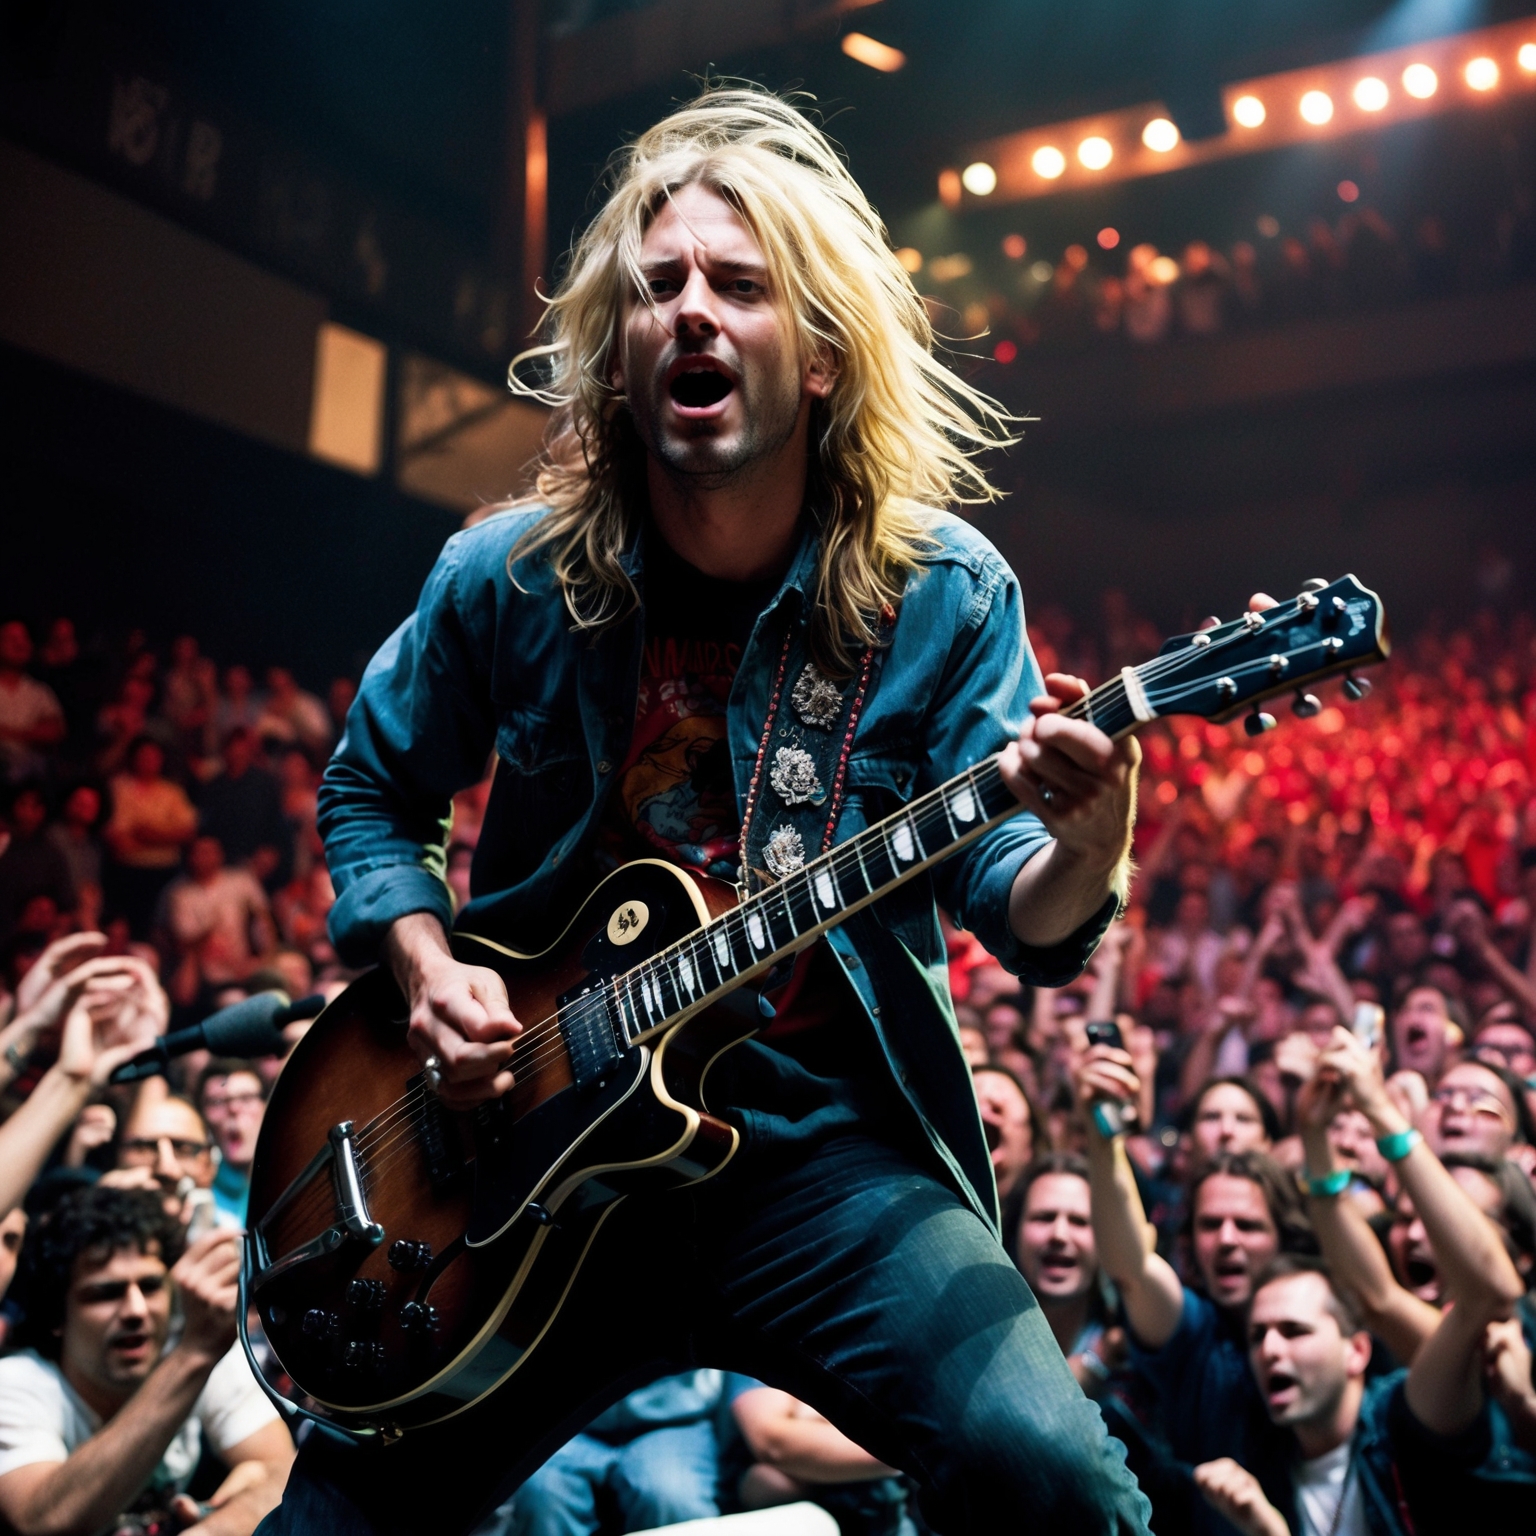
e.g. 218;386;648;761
1;5;1535;1536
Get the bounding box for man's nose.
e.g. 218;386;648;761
1219;1218;1242;1246
119;1282;150;1321
154;1138;181;1179
673;267;719;337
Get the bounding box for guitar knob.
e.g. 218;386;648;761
344;1340;386;1372
400;1302;440;1333
388;1240;433;1271
347;1279;386;1311
1291;692;1321;719
1300;578;1329;592
1244;708;1277;737
1342;673;1371;701
301;1309;339;1340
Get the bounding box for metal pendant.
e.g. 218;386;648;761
763;825;806;878
791;663;843;731
770;746;823;806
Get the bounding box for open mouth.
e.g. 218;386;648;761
1264;1371;1299;1408
1405;1257;1437;1289
982;1120;1002;1152
666;357;736;412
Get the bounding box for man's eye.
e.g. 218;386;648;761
728;279;760;294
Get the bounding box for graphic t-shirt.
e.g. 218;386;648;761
601;533;851;1053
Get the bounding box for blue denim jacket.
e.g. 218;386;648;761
317;506;1113;1226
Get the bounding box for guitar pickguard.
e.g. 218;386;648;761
464;1047;649;1247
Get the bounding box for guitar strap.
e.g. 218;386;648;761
737;603;894;893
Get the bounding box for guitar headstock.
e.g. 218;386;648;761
1146;576;1389;731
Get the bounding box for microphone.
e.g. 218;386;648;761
108;991;328;1084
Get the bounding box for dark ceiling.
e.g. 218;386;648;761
47;0;1536;266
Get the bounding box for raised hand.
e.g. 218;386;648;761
12;932;108;1016
171;1229;242;1363
1193;1459;1289;1536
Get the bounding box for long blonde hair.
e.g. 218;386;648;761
508;84;1016;673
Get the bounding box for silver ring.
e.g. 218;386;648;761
423;1054;445;1092
1040;786;1055;807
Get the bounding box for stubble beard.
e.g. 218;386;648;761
630;360;803;493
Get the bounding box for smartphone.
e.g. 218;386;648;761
1084;1019;1127;1136
1085;1020;1125;1051
1351;1003;1384;1053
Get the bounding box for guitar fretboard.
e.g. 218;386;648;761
580;669;1142;1052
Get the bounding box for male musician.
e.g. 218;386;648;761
271;89;1153;1535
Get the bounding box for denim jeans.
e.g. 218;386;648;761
256;1133;1151;1536
482;1420;723;1536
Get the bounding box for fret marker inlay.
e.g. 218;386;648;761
953;787;976;823
748;914;766;950
892;823;915;862
815;870;836;909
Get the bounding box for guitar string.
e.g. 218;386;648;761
351;618;1340;1153
275;603;1346;1228
486;623;1329;1080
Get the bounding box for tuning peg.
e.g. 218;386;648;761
1342;673;1371;701
1244;707;1278;737
1292;692;1322;718
1300;578;1329;592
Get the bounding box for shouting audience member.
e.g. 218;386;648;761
1425;1058;1534;1170
971;1065;1038;1204
1003;1153;1118;1392
1076;1039;1313;1529
0;1186;292;1535
1194;1252;1530;1535
196;1061;267;1226
1189;1078;1279;1164
1387;984;1461;1086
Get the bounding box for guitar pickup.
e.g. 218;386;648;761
555;984;626;1091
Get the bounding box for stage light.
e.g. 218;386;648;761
1232;95;1267;128
1338;180;1359;202
1078;136;1113;170
1002;233;1027;259
1029;260;1054;282
1521;43;1536;72
1464;56;1499;91
1256;214;1280;237
961;161;997;196
993;340;1018;364
1032;145;1066;179
1148;255;1180;284
1141;118;1180;152
1098;227;1120;250
894;247;923;273
841;33;906;73
937;168;962;208
1299;90;1334;124
1353;77;1389;111
1402;63;1438;99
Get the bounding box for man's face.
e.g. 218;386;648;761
1192;1084;1270;1162
0;1208;26;1302
1387;1189;1441;1303
201;1072;266;1172
972;1070;1033;1198
129;741;164;780
1474;1023;1536;1081
614;182;832;488
1248;1273;1366;1431
61;1244;172;1406
1193;1174;1280;1309
1386;914;1428;971
1427;1061;1518;1160
9;791;46;839
188;836;223;882
1016;1173;1097;1305
0;622;31;669
120;1099;214;1198
1391;987;1451;1080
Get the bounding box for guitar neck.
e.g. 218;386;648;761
609;668;1141;1050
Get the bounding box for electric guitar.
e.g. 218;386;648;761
240;575;1388;1437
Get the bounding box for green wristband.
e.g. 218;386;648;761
1304;1168;1351;1198
1375;1127;1421;1162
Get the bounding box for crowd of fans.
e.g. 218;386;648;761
0;588;1533;1534
917;152;1536;360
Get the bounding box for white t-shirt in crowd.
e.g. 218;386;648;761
166;868;270;984
0;1343;278;1502
1293;1438;1368;1536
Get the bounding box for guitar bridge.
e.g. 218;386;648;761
248;1120;386;1292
